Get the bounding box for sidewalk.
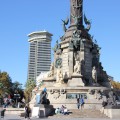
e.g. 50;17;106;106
2;114;120;120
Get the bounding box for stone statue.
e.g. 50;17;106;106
47;63;54;77
92;66;97;83
74;60;81;74
71;14;82;26
53;40;60;52
40;90;49;105
84;14;91;31
72;30;81;50
56;69;64;84
61;17;69;32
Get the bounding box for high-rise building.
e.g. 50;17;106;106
27;31;53;81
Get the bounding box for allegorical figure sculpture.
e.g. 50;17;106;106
74;60;81;74
56;69;64;84
61;17;69;32
39;90;50;105
92;66;97;83
84;14;91;31
47;63;54;77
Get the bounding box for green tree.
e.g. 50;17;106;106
24;79;36;102
111;80;120;90
0;71;12;95
11;81;24;101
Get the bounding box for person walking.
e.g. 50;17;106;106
77;98;80;109
24;104;31;120
80;96;84;110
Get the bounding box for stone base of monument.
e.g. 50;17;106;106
31;104;54;118
101;107;120;118
92;83;100;87
45;86;110;109
43;77;56;87
53;82;67;87
68;74;85;87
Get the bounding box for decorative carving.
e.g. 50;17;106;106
94;90;102;100
102;91;120;108
55;58;62;68
50;89;54;94
53;90;60;99
61;17;69;32
60;89;66;94
50;89;66;95
71;13;82;26
72;30;81;50
73;30;81;38
49;89;66;99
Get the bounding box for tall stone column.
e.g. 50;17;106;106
70;0;83;27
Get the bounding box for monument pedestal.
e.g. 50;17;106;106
53;82;67;87
32;104;54;118
68;74;85;87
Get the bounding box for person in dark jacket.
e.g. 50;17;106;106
77;98;80;109
24;104;31;119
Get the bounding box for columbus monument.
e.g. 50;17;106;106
31;0;112;109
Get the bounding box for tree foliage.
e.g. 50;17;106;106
0;71;23;101
11;81;24;101
111;80;120;90
0;71;12;95
24;79;36;102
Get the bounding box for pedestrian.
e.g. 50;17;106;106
80;96;84;110
63;107;69;115
24;104;31;120
60;105;65;114
77;98;80;109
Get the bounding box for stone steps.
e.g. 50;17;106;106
48;109;108;118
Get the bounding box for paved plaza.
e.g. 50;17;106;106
2;114;120;120
0;108;119;120
1;109;120;120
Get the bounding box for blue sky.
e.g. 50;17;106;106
0;0;120;87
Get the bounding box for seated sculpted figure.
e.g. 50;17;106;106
74;61;81;74
57;70;64;84
47;63;54;77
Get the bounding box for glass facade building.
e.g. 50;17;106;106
27;31;52;81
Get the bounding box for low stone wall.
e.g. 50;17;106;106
5;108;24;115
100;107;120;118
